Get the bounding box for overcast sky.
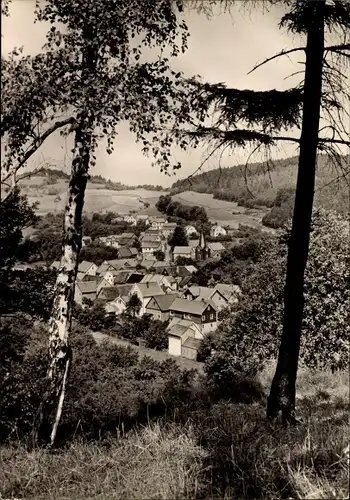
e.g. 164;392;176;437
2;1;303;187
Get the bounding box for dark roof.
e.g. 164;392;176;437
126;273;144;284
78;261;95;273
100;285;133;301
76;280;97;294
170;298;216;315
147;294;178;311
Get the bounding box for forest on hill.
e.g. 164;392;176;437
171;154;349;216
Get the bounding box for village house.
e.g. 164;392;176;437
77;261;98;280
210;224;227;238
106;258;138;271
168;297;217;334
145;293;178;321
208;242;226;259
96;276;114;295
182;285;228;311
123;215;137;226
141;240;164;258
172;246;193;261
214;283;242;304
184;225;198;238
98;284;133;315
140;258;157;270
141;273;178;292
136;214;150;225
162;222;177;239
149;216;167;231
74;280;97;306
117;247;138;259
167;318;203;358
98;270;115;286
96;261;117;275
129;282;165;315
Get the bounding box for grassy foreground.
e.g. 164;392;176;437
1;367;348;500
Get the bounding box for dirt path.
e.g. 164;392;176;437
92;331;204;373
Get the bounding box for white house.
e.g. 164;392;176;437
99;285;133;315
141;273;178;292
162;222;177;239
210;225;227;238
136;214;150;225
77;261;98;280
150;216;167;231
173;246;193;261
167;318;203;358
129;282;165;315
184;225;198;238
214;283;242;304
123;215;137;226
141;240;163;258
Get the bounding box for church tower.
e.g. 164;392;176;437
195;231;211;261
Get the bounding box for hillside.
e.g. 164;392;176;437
171;154;349;215
16;170;167;216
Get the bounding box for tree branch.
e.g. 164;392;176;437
248;44;350;75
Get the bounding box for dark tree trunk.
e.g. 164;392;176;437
267;0;326;423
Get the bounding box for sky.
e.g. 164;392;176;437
2;1;304;187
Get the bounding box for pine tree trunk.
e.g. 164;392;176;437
267;0;326;423
36;113;94;446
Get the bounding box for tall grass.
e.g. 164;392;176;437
1;367;348;500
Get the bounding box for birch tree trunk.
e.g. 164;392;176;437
36;112;94;446
267;0;326;423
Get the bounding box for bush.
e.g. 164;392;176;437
0;318;197;444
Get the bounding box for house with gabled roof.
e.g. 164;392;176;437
136;214;150;225
214;283;242;304
96;261;116;275
141;273;177;292
123;215;137;226
118;247;138;259
98;284;133;315
169;297;217;334
210;224;227;238
145;293;178;321
172;246;193;261
208;242;226;259
141;240;163;258
129;282;165;315
182;286;228;311
167;318;203;358
77;261;98;280
74;280;97;306
149;216;167;231
162;222;177;239
184;225;198;238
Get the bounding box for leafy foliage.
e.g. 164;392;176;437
0;319;196;443
203;210;349;380
168;225;189;248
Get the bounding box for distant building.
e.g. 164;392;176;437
149;216;167;231
162;222;177;239
173;246;193;261
184;225;198;238
123;215;137;226
210;225;227;238
208;242;226;259
141;240;164;258
74;280;97;306
136;214;150;225
77;261;98;280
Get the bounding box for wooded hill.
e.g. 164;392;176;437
171;154;349;215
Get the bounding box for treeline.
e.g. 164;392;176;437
38;169;165;191
170;154;349;216
156;194;208;224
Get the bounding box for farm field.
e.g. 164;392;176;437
172;190;269;229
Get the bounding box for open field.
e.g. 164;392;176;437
172;191;269;229
18;174;271;228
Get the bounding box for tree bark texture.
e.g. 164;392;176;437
36;112;94;446
267;0;326;423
